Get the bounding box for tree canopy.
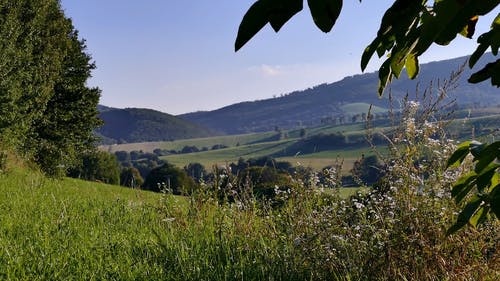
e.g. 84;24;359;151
235;0;500;94
0;0;101;176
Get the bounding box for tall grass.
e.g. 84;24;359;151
0;168;168;280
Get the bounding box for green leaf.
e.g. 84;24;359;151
469;206;489;228
489;173;500;192
470;141;486;159
476;164;500;192
475;141;500;173
447;195;482;235
446;141;471;168
468;59;500;87
451;172;477;204
268;0;303;32
378;60;392;96
235;0;270;51
469;36;490;68
489;184;500;218
405;53;419;79
390;55;405;79
361;38;381;71
307;0;343;33
460;15;478;39
470;13;500;67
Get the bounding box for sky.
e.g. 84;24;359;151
60;1;499;115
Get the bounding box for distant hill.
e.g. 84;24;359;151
96;107;217;144
179;54;500;134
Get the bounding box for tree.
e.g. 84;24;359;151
238;166;294;203
120;167;144;188
143;163;197;194
0;0;69;150
115;151;131;162
184;162;207;183
235;0;499;93
33;25;102;177
0;0;102;176
351;155;385;186
68;151;121;185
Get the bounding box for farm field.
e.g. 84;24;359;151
277;146;384;171
160;139;295;168
102;111;500;173
103;131;278;153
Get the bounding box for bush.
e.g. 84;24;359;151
114;151;130;162
351;154;385;186
184;163;207;183
143;163;197;194
68;151;120;185
239;166;295;203
211;144;228;150
180;146;199;154
120;167;144;188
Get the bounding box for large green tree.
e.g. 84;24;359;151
143;163;197;195
235;0;499;93
0;0;68;149
68;151;121;185
33;26;102;177
0;0;101;176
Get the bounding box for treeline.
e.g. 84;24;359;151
0;0;101;177
151;143;229;156
273;131;388;157
73;149;384;205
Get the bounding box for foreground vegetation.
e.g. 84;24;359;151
1;82;499;280
0;167;167;280
1;150;497;280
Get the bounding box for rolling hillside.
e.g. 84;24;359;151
179;54;500;134
96;107;218;144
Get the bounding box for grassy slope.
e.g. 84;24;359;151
340;103;387;115
0;166;366;280
0;168;172;280
160;140;294;168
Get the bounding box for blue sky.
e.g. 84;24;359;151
60;1;499;115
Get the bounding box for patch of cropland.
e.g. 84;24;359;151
102;131;279;153
106;107;500;173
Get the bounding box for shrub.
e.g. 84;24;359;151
120;167;144;188
68;151;120;185
184;162;207;183
143;163;197;194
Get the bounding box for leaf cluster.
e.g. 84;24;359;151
446;140;500;234
236;0;500;94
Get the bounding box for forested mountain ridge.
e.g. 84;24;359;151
179;54;500;134
96;107;217;144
